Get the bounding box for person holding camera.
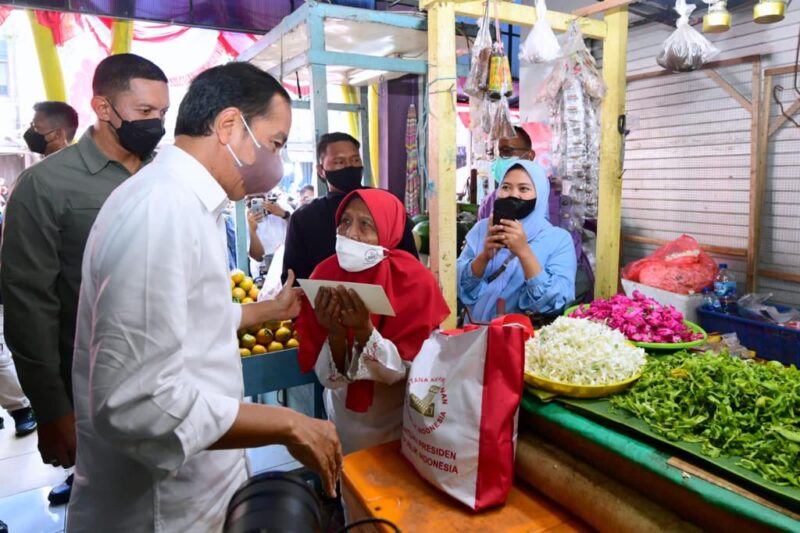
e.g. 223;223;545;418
457;159;576;323
249;193;293;276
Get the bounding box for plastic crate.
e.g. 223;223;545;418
697;307;800;366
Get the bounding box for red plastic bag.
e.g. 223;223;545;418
621;235;718;295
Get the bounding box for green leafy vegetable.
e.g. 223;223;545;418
610;351;800;487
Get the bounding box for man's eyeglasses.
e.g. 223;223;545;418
498;147;529;158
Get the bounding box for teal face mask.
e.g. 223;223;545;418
490;157;518;184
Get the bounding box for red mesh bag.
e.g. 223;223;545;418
621;235;718;295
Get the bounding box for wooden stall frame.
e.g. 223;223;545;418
756;64;800;287
420;0;628;327
623;55;765;293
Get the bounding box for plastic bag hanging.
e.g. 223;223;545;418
464;2;493;98
490;96;516;143
520;0;560;63
657;0;719;72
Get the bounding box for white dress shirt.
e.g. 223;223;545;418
315;329;408;455
68;146;247;533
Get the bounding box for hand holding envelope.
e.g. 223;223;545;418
298;279;396;317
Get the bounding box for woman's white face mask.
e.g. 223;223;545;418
335;234;387;272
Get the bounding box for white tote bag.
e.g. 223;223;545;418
401;315;532;510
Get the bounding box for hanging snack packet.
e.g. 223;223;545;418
657;0;719;72
520;0;560;63
488;43;513;101
465;3;493;97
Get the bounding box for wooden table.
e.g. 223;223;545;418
341;441;587;533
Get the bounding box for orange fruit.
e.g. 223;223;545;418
232;287;246;302
256;328;273;346
239;348;251;357
267;341;284;352
231;279;235;290
274;327;292;344
249;287;260;301
252;344;267;355
241;297;254;304
240;334;257;349
285;338;299;349
231;270;245;285
239;277;254;292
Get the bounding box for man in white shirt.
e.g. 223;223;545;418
68;62;341;532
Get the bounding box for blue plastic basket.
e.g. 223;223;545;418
697;307;800;366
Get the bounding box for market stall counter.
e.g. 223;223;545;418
520;396;800;532
341;441;587;533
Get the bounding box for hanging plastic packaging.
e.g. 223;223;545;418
657;0;720;72
490;96;516;143
520;0;560;63
488;43;513;100
538;22;605;234
465;2;493;98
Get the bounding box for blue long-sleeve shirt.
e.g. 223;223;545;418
457;160;576;322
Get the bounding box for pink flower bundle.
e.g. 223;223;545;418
571;291;703;344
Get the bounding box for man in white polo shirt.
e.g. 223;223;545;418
68;62;341;532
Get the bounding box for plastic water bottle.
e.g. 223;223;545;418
702;288;720;312
714;264;737;313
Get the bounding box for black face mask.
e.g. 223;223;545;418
24;127;51;155
493;196;537;226
109;104;165;160
324;166;363;194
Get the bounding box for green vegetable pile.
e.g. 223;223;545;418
610;351;800;487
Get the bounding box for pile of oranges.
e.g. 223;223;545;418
238;320;299;357
230;269;260;304
230;270;300;357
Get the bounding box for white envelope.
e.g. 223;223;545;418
298;279;396;317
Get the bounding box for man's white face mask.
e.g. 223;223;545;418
335;234;387;273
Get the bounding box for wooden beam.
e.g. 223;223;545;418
572;0;639;18
27;10;66;102
760;269;800;284
746;58;763;293
764;64;800;77
623;234;748;258
426;1;458;329
666;458;800;522
420;0;607;40
768;97;800;137
705;70;752;112
627;55;762;83
595;7;628;299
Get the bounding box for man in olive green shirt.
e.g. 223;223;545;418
1;53;169;504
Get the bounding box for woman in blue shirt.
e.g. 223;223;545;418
458;159;576;322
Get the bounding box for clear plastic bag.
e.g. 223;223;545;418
489;96;516;143
737;293;800;324
464;4;493;98
520;0;560;64
657;0;720;72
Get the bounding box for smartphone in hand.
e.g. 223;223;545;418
251;197;266;218
492;200;517;227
